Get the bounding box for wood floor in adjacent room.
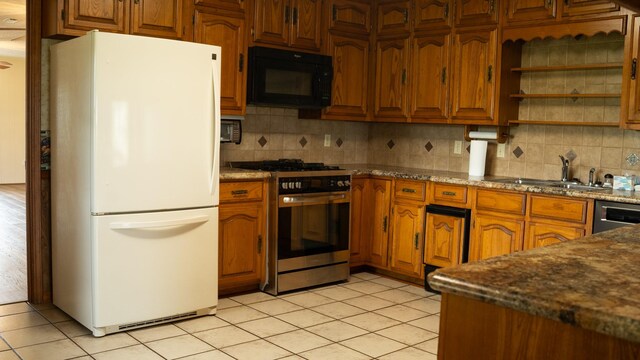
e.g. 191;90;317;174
0;184;27;304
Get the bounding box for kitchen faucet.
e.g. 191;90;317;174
559;155;569;182
588;168;596;186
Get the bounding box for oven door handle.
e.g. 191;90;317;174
282;193;347;204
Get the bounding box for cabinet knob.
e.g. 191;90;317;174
444;3;449;18
632;58;637;80
442;67;447;84
383;215;388;232
442;191;457;196
402;188;416;193
487;65;493;82
257;235;262;254
332;5;337;21
134;0;139;4
285;6;290;23
231;189;248;195
292;7;298;25
414;233;420;249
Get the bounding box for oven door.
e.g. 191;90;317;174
277;192;350;260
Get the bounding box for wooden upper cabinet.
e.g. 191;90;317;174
377;1;410;35
328;0;371;34
561;0;619;18
389;202;425;277
369;179;392;267
505;0;556;24
424;212;464;268
324;33;370;119
624;15;640;127
195;0;245;11
455;0;499;27
194;10;247;115
414;0;453;31
374;37;410;120
469;214;524;262
56;0;127;35
410;33;450;122
131;0;182;39
253;0;322;51
451;27;497;123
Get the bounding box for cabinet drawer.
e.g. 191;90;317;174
394;179;426;202
529;195;588;224
476;189;526;215
220;181;263;203
431;183;468;206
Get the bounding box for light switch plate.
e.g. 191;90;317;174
497;143;506;158
454;141;462;155
324;134;331;147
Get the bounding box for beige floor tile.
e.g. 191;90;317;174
221;339;292;360
178;349;235;359
372;289;424;304
343;295;395;311
248;299;303;316
374;305;429;322
27;303;55;311
266;329;332;353
0;303;32;317
217;298;242;310
92;344;163;360
313;286;364;301
214;306;268;324
145;334;213;359
275;309;333;328
1;324;66;348
340;333;406;358
175;315;229;333
0;339;8;351
342;312;401;332
299;343;371;360
279;356;306;360
280;292;334;308
0;311;48;332
378;346;436;360
73;333;139;354
14;339;85;360
375;324;438;345
343;276;365;284
399;285;435;297
229;292;275;305
306;320;367;342
403;298;442;314
311;302;366;319
36;308;72;323
0;350;20;360
351;273;380;281
341;281;391;295
415;337;438;354
53;320;91;338
193;325;258;348
237;317;298;338
369;277;407;288
128;324;186;343
431;295;442;301
409;315;440;333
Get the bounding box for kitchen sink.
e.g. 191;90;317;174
490;178;609;192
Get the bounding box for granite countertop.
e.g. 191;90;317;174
220;167;270;180
427;225;640;343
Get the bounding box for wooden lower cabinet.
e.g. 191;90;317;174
368;178;392;267
350;177;371;266
469;214;524;261
389;202;425;277
424;212;464;268
525;222;585;250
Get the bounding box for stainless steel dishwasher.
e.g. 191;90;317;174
593;200;640;233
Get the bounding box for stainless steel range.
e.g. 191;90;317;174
230;159;351;295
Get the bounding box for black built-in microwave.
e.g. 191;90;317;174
247;46;332;109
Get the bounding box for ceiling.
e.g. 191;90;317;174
0;0;25;58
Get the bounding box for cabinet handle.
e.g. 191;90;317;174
489;0;495;14
332;5;337;21
134;0;139;4
442;191;457;196
231;189;248;195
546;0;552;8
285;6;290;23
403;9;409;23
487;65;493;82
564;0;569;4
444;3;449;18
383;215;388;232
257;235;262;254
239;54;244;72
442;67;447;84
402;188;416;193
293;7;298;25
402;69;407;85
632;58;637;80
414;233;420;249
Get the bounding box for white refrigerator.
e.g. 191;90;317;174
50;31;221;337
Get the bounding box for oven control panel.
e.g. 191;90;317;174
278;175;351;194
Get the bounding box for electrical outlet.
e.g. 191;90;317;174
497;143;506;158
454;141;462;155
324;134;331;147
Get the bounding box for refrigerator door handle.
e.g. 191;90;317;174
210;57;221;197
109;215;210;230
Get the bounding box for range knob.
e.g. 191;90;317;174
282;182;288;189
296;181;302;189
344;180;350;187
289;181;295;189
337;181;344;187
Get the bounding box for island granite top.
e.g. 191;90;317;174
428;225;640;343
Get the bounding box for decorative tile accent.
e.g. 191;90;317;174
299;137;307;148
513;146;524;158
570;89;581;102
336;138;343;148
424;142;433;152
387;140;395;149
565;149;577;161
626;153;639;166
258;136;267;148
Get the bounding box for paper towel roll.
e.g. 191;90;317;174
468;131;498;140
469;140;488;177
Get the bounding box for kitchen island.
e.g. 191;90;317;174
428;225;640;359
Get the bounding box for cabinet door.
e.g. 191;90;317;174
369;179;392;267
325;33;370;119
374;37;410;120
525;222;584;250
290;0;322;51
131;0;182;39
390;202;425;277
64;0;127;33
424;213;464;268
328;0;371;34
414;0;453;31
195;0;245;11
506;0;556;23
469;214;524;261
455;0;498;27
410;32;450;121
195;10;247;115
350;178;370;265
451;27;497;122
218;202;264;291
376;1;410;35
625;15;640;124
561;0;619;17
253;0;289;47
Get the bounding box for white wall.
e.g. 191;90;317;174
0;56;26;184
